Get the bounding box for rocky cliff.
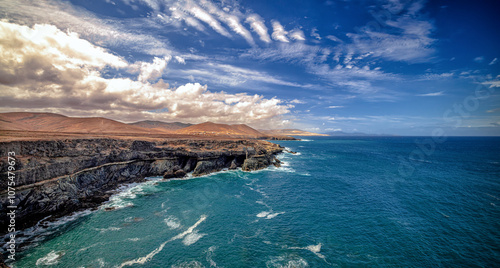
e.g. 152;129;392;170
0;138;283;234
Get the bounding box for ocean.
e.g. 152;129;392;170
9;137;500;267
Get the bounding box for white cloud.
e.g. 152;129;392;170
325;35;342;43
242;42;400;101
474;56;484;63
175;56;186;64
325;128;342;132
489;58;497;65
185;2;232;38
416;91;444;97
224;15;255;45
243;42;329;65
198;0;255;46
346;8;436;63
246;14;271;43
327;106;344;108
482;78;500;88
134;56;171;82
175;63;308;88
289;29;306;41
271;20;289;43
1;0;173;57
290;99;306;104
0;21;127;91
165;8;207;32
418;72;454;80
0;21;292;128
311;28;321;40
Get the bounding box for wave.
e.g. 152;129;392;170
182;230;206;246
36;250;65;266
101;178;162;211
118;215;207;267
257;211;270;218
256;211;285;220
3;209;92;253
164;216;181;229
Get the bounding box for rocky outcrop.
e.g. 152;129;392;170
0;138;283;234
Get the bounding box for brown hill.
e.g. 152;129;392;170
129;120;192;132
0;112;166;134
175;122;268;138
260;129;329;137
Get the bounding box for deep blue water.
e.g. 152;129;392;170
10;137;500;267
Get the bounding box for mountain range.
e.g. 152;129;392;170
0;112;324;139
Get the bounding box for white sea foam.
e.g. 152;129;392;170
171;260;204;268
128;238;140;242
257;211;270;218
36;250;65;266
266;254;308;268
287;243;327;261
257;211;284;219
205;246;218;267
256;200;268;207
276;166;295;173
4;209;93;253
164;216;181;229
182;230;206;246
95;226;121;233
102;178;162;210
96;258;107;268
119;215;207;267
266;212;285;219
306;244;321;253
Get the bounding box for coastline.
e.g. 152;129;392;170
0;136;284;240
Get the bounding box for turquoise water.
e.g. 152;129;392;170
11;137;500;267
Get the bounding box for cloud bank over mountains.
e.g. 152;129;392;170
0;21;291;128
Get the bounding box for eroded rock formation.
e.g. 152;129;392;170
0;138;283;233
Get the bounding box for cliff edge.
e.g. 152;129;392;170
0;138;283;234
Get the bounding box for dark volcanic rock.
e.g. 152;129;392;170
242;155;274;171
174;169;187;178
163;165;187;179
0;138;283;235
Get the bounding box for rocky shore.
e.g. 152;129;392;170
0;138;283;235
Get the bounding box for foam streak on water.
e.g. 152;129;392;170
118;215;207;267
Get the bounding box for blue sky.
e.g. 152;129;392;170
0;0;499;135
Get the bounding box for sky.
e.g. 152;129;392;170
0;0;499;135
